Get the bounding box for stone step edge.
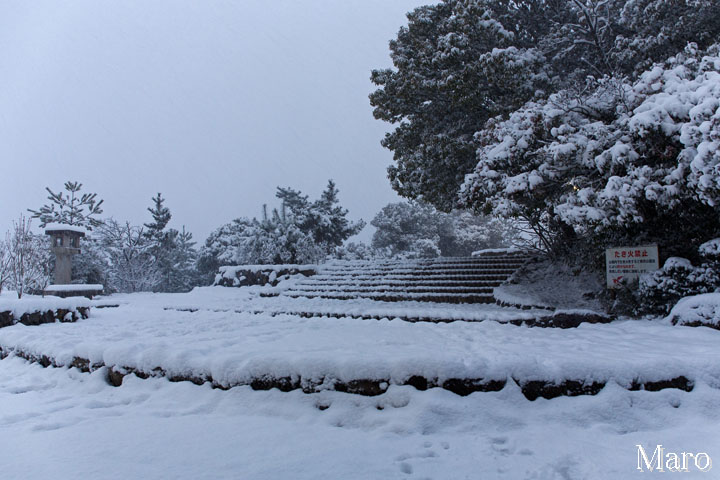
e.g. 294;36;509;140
282;293;497;304
294;280;504;286
163;306;607;328
318;268;520;274
309;275;512;281
0;346;694;401
0;307;90;329
321;263;531;271
286;287;496;294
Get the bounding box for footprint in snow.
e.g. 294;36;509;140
31;420;76;432
489;436;515;455
394;442;441;476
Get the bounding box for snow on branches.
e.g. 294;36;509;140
28;181;104;229
460;44;720;253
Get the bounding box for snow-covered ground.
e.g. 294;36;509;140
2;355;719;479
1;287;719;478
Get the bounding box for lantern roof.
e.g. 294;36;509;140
44;223;88;236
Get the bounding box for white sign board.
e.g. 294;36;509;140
605;245;659;288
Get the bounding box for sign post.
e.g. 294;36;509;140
605;245;659;288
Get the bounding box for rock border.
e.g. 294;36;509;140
0;307;90;329
164;306;613;329
0;346;695;400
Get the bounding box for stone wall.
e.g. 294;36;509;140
0;307;90;329
214;265;318;287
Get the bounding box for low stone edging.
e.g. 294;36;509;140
0;346;696;401
670;319;720;331
164;306;613;329
0;307;90;329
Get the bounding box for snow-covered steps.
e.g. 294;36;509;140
0;303;716;400
302;274;511;282
290;279;504;287
283;291;496;304
288;285;495;294
282;253;532;304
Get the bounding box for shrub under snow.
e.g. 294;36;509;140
638;238;720;314
667;293;720;330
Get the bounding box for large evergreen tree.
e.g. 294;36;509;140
371;0;720;210
460;43;720;261
372;0;720;260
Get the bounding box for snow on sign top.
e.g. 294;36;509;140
605;245;659;288
44;223;88;235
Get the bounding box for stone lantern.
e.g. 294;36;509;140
45;224;85;284
44;223;103;298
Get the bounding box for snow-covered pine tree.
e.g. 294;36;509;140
200;182;363;270
28;181;104;229
169;226;199;292
372;0;720;211
307;180;366;252
275;187;312;230
142;193;178;292
370;0;552;210
459;43;720;261
374;0;720;261
143;193;172;242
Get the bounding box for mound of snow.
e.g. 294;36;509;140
667;293;720;329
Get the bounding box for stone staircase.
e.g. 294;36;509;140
275;251;531;304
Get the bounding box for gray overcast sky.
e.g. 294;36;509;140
0;0;428;242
